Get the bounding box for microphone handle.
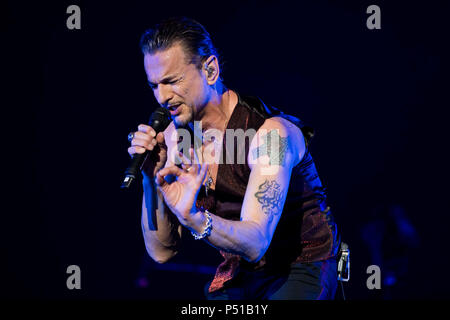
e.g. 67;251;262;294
120;152;148;189
120;107;170;189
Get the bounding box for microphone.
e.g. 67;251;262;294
120;107;171;189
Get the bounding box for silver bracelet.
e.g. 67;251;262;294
191;210;212;240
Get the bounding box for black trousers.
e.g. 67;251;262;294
205;258;337;300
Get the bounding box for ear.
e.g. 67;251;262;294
202;55;220;85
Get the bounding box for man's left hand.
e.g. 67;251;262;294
155;148;208;228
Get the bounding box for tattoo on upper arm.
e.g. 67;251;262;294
254;180;284;218
251;129;288;166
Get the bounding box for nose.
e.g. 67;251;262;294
154;84;173;107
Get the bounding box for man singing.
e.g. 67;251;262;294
127;17;340;299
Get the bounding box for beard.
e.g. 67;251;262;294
172;104;193;128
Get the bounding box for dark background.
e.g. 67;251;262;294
2;0;449;300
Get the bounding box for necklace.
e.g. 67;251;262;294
202;144;214;196
201;90;233;196
205;172;213;196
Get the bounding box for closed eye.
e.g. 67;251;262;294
162;79;178;85
148;79;178;90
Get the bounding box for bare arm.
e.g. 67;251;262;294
129;122;182;263
141;174;182;263
187;117;305;262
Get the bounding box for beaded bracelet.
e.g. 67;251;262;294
191;209;212;240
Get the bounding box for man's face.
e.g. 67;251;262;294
144;43;209;127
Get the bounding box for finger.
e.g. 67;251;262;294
186;148;195;172
191;147;202;172
158;165;183;178
134;131;153;141
138;124;156;137
155;170;166;187
128;146;146;157
128;146;147;159
198;162;209;184
132;131;155;150
155;132;165;144
131;137;157;151
178;150;192;169
191;146;199;163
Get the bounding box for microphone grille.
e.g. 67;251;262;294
149;107;171;132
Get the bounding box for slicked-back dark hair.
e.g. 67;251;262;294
139;17;222;72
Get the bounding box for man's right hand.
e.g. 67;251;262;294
127;124;167;178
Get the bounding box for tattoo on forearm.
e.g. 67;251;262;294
252;129;288;166
254;180;283;218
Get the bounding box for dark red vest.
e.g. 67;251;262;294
193;93;340;292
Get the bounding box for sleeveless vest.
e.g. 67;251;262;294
192;92;340;293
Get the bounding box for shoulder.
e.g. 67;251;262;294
248;116;306;169
263;116;302;135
